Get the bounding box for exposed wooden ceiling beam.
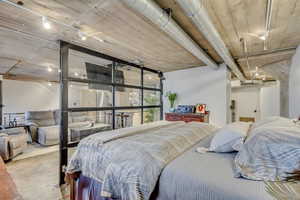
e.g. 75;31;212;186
2;74;58;83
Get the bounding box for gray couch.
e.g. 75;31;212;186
25;110;102;146
0;128;27;161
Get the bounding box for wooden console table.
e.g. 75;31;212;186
165;112;209;123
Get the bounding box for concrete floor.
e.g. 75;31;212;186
13;144;59;161
6;152;69;200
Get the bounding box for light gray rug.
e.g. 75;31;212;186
6;152;69;200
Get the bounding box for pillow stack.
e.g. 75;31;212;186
209;122;251;153
234;117;300;181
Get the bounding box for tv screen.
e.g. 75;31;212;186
86;62;124;92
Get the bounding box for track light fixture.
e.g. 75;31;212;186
42;16;51;30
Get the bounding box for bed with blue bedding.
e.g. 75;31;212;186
66;120;274;200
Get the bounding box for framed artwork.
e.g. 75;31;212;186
196;104;206;114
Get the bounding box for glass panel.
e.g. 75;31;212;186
143;108;160;123
68;82;112;108
115;87;141;107
143;90;160;106
144;71;160;89
68;49;113;83
68;111;112;143
115;64;141;86
114;109;141;129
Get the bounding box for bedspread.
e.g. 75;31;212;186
67;121;216;200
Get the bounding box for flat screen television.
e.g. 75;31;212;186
86;62;125;92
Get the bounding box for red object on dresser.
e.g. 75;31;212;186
165;112;209;123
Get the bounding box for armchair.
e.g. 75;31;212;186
0;128;27;161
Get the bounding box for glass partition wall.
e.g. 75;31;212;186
59;41;163;184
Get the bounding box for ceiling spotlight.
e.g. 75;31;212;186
74;72;79;76
48;82;52;86
94;37;104;43
58;69;61;73
78;31;87;41
259;35;266;41
47;67;53;72
42;16;51;30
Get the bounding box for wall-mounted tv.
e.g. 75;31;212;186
85;62;125;92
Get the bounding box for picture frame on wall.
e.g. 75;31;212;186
195;104;206;114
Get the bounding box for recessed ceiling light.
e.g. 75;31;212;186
42;16;51;30
48;82;52;86
94;37;104;43
74;72;79;76
78;31;87;41
58;69;61;73
47;67;53;72
259;35;266;41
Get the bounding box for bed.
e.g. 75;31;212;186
66;120;277;200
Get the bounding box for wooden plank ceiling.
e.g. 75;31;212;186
0;0;299;82
205;0;299;79
0;0;205;81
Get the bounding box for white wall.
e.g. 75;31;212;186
231;87;261;121
3;80;59;113
260;82;280;119
231;83;280;122
163;65;230;127
289;45;300;118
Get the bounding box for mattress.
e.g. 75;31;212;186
154;135;273;200
74;135;273;200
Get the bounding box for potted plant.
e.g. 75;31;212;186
165;91;177;112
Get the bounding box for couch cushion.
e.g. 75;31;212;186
0;128;25;136
70;112;90;123
25;111;56;126
8;134;27;150
38;126;60;146
69;121;92;129
53;110;73;125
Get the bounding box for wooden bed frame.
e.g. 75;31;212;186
65;172;81;200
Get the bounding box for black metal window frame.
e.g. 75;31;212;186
59;41;164;184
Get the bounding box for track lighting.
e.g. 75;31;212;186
78;31;87;41
42;16;51;30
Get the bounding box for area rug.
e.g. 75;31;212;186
6;152;69;200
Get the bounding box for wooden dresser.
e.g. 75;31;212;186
165;112;209;123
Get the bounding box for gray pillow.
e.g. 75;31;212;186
234;117;300;181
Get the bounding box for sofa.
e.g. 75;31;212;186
25;110;111;146
0;128;27;161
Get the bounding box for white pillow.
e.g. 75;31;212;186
209;122;251;153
